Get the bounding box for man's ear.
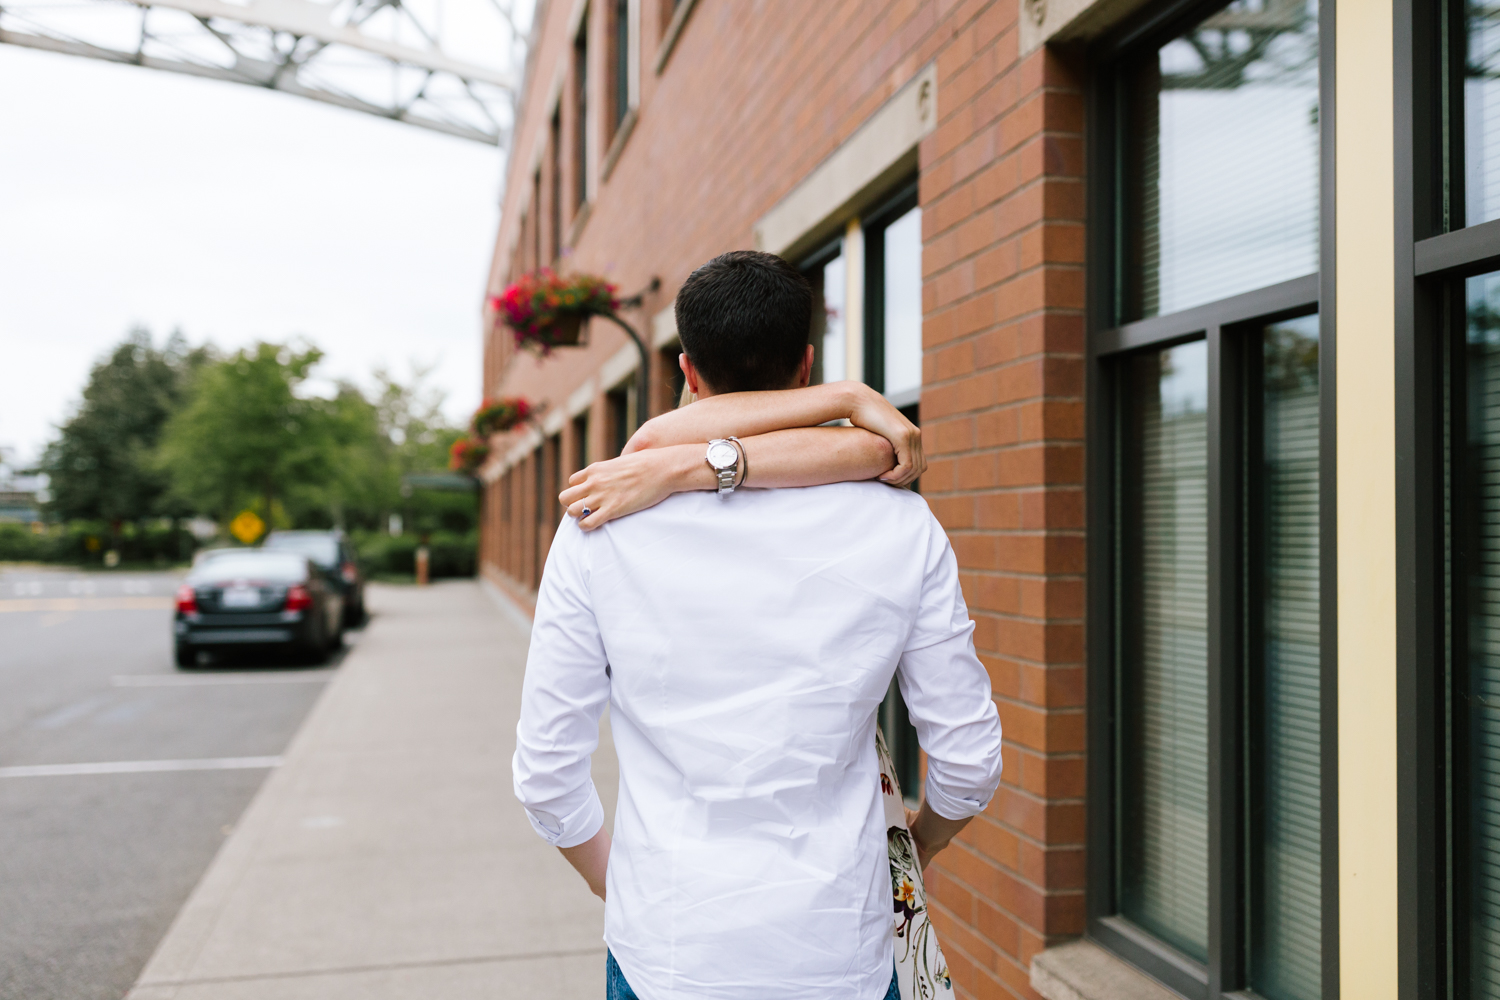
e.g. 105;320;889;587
795;344;815;388
680;352;703;398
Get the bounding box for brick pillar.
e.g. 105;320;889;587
919;30;1086;1000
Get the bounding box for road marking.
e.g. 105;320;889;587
112;672;334;687
0;597;172;612
0;756;283;778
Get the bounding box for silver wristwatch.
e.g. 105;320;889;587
705;438;739;494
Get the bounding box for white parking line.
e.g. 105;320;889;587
112;672;334;687
0;756;284;778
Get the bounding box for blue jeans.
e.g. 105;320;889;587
606;951;901;999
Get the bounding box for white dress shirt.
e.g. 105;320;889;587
513;481;1004;1000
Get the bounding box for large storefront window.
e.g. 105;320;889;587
803;242;846;386
1124;0;1319;320
1457;273;1500;995
1467;4;1500;226
1250;314;1321;1000
1089;1;1324;995
1118;340;1210;962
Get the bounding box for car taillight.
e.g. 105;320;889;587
284;584;312;612
175;585;198;613
340;562;358;583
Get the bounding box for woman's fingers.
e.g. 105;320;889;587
565;497;604;529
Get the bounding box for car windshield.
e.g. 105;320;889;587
190;552;307;583
263;534;340;567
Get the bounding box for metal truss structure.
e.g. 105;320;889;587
0;0;523;144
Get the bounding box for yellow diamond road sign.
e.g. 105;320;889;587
229;510;265;545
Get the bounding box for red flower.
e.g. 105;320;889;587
491;269;622;356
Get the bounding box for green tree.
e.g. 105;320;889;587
41;329;210;522
157;343;338;526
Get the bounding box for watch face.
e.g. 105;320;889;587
707;442;737;469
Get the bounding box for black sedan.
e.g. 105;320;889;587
173;550;345;668
262;530;366;625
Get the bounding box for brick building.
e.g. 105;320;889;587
476;1;1493;999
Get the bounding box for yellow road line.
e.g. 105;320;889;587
0;597;173;612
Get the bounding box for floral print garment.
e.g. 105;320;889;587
877;728;954;1000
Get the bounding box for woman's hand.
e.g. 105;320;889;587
559;445;704;531
626;381;926;488
846;385;924;487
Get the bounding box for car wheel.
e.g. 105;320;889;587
174;643;198;669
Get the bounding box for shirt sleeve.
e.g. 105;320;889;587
896;516;1005;821
512;518;610;848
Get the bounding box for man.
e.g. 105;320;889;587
513;250;1004;1000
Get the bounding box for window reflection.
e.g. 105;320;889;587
1467;3;1500;225
1118;339;1210;961
1250;314;1321;1000
822;252;846;384
1460;272;1500;993
1126;0;1319;320
883;206;923;403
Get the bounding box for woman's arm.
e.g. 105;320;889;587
626;381;922;485
559;426;896;530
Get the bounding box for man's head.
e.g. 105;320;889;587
675;250;814;397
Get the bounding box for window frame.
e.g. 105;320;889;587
1394;2;1500;997
861;178;921;407
1083;1;1338;997
798;234;844;386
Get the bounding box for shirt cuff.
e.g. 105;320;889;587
922;773;996;821
524;784;605;848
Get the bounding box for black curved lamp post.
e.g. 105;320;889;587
601;276;661;429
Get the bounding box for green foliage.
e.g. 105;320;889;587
17;330;478;571
40;329;211;522
0;520;197;566
157;342;334;522
352;529;478;579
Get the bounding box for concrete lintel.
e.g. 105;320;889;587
598;343;638;391
566;378;597;418
1019;0;1157;56
652;303;678;349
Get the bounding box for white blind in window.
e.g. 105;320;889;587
1251;316;1321;1000
1120;340;1210;962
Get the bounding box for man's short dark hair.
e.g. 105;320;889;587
675;250;812;393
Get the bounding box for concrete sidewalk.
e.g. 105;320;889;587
128;580;616;999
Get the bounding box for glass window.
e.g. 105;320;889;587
1459;272;1500;994
574;19;588;210
821;251;847;384
1118;339;1210;962
1249;314;1321;1000
1124;0;1319;320
883;206;922;403
613;0;629;133
1467;5;1500;226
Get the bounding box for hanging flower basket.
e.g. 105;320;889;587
491;269;620;355
471;397;533;437
449;437;490;474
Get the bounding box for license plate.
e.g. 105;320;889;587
222;587;260;608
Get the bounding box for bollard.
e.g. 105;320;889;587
415;545;430;587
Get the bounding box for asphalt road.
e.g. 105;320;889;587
0;565;347;1000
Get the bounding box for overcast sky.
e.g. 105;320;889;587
0;43;510;465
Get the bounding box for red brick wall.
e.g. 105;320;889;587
917;23;1087;1000
481;3;1087;997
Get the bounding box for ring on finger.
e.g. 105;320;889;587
580;507;591;518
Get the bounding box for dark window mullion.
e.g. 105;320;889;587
1416;219;1500;278
1443;280;1470;1000
1098;275;1320;359
1207;322;1246;996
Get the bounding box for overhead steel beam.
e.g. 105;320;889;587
0;0;522;145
